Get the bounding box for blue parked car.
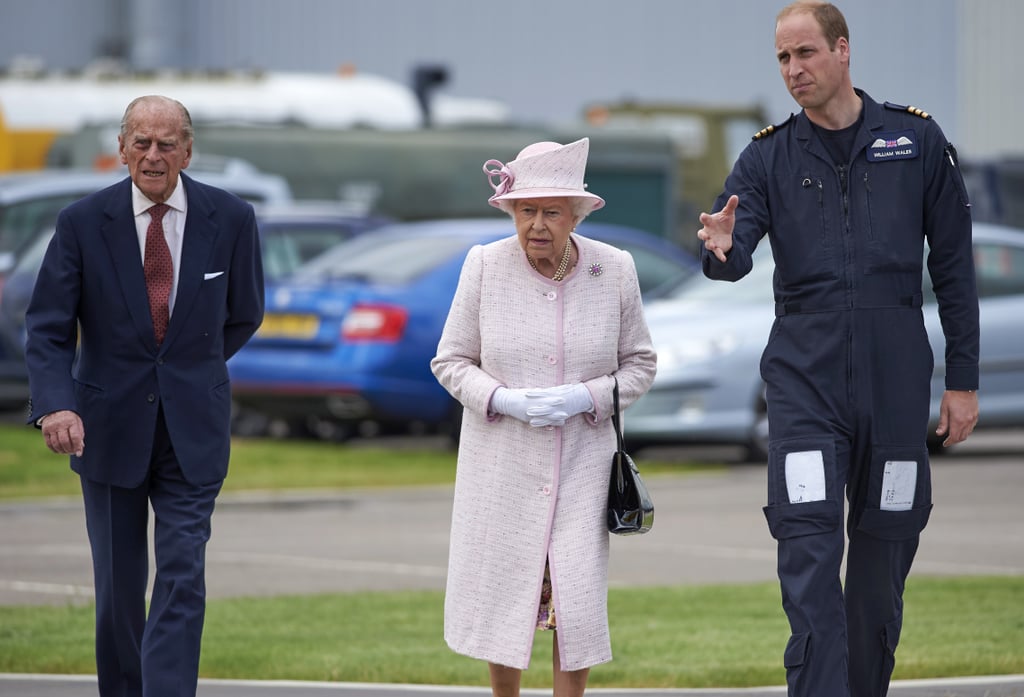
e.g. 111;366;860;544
0;199;385;412
227;218;697;440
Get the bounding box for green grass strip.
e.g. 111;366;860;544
1;577;1021;687
0;424;708;500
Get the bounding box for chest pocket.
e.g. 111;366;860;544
769;172;840;284
860;162;925;274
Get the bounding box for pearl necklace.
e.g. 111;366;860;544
527;237;573;281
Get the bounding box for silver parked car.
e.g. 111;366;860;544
0;160;293;411
627;222;1024;460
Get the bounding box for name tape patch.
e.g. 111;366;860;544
867;130;919;162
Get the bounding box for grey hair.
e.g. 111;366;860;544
120;95;194;141
569;197;597;220
500;196;597;221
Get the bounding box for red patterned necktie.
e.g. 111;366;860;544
144;203;173;345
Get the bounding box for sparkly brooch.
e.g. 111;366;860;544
588;263;604;277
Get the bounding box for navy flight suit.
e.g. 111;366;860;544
701;90;978;697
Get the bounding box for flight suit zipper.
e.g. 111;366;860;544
837;164;853;295
837;164;855;405
838;165;849;220
863;170;873;242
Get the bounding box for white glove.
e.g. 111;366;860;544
552;383;595;417
491;387;566;426
524;383;594;427
524;396;569;428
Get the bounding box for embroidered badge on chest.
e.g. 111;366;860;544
867;130;919;162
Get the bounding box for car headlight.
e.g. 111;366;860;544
656;332;739;371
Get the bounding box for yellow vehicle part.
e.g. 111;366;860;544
0;109;59;172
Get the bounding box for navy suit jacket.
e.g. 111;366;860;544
24;173;264;487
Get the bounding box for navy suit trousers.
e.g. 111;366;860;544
81;409;222;697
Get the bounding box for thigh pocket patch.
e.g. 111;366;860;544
784;630;811;669
857;445;932;540
763;438;842;540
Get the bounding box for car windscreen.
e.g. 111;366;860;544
663;247;776;303
11;227;54;276
260;222;358;280
293;231;472;284
616;241;697;296
0;192;81;257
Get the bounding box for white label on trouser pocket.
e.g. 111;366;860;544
881;460;917;511
785;450;826;503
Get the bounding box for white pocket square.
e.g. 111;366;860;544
203;271;225;280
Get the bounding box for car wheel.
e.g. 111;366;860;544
744;390;770;463
308;416;355;442
444;402;463;446
231;407;270;437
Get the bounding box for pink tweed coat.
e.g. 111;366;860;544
430;232;657;671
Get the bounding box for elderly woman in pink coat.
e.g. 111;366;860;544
431;137;657;697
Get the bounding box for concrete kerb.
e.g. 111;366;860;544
3;674;1024;697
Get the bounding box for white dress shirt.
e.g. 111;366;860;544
131;178;188;316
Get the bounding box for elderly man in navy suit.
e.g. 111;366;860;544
24;95;264;697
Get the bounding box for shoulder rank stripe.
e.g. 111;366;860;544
884;101;932;119
752;113;794;140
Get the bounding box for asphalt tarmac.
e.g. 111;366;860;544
2;431;1023;696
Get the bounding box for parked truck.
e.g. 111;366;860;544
48;121;683;243
582;100;768;250
0;63;507;173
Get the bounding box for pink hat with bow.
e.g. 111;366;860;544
483;137;605;214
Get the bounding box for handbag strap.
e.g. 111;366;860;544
612;378;624;452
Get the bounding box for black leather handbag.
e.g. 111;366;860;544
607;379;654;535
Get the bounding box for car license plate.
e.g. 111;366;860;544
258;313;319;339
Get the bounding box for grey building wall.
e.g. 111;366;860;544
0;0;112;67
958;0;1024;158
1;0;1020;157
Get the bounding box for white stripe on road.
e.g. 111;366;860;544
0;552;445;600
0;544;89;556
0;579;92;597
637;541;1024;576
215;551;448;578
637;541;777;562
910;559;1024;575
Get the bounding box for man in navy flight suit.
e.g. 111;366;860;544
697;2;979;696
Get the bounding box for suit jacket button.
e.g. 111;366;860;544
157;358;165;366
147;394;156;403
